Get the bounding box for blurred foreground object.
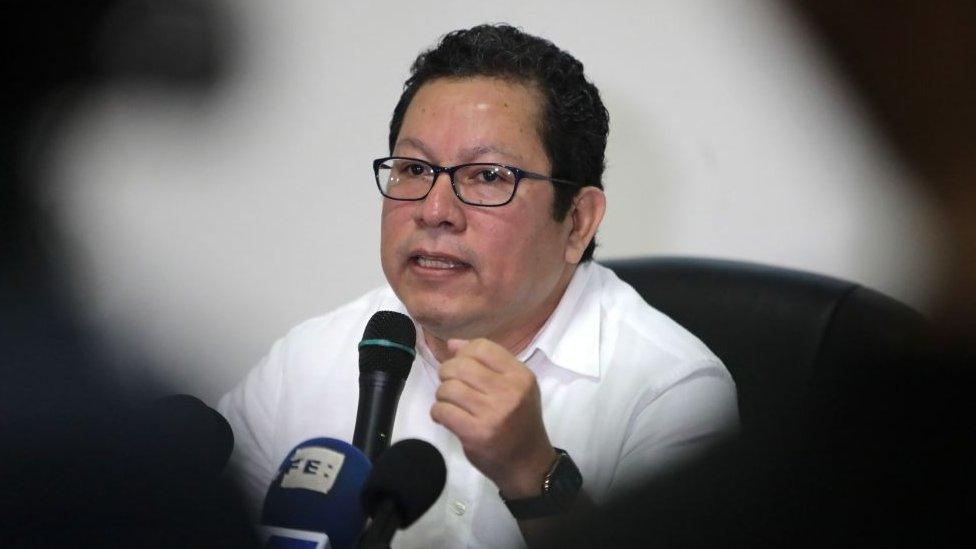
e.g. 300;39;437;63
543;1;975;546
1;1;255;545
796;0;976;329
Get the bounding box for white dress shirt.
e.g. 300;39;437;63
218;261;739;548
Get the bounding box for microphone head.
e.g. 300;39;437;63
361;438;447;528
147;394;234;478
359;311;416;380
262;438;372;549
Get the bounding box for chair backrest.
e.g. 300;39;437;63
602;256;924;433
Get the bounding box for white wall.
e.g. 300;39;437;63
45;0;940;405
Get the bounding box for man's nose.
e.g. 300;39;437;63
416;172;465;230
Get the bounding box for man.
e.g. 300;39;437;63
219;24;738;547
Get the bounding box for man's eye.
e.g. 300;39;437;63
479;169;500;182
395;162;428;177
470;166;512;184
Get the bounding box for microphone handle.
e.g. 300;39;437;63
358;498;400;549
353;371;406;462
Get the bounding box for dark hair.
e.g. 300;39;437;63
388;24;609;262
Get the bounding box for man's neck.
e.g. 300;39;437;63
423;318;545;364
422;265;579;364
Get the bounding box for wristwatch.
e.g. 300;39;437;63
502;448;583;520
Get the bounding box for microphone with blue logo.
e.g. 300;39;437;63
259;311;417;548
260;437;372;549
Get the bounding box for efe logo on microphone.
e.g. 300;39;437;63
280;446;346;495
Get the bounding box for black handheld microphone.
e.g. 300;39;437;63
358;439;447;549
352;311;417;462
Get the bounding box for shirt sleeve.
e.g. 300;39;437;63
217;337;287;517
608;362;740;494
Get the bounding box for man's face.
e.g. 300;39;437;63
381;76;576;351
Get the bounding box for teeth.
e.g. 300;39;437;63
416;256;465;269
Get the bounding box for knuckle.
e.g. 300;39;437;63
459;358;481;379
435;381;453;400
430;403;444;423
471;338;491;353
508;370;531;390
519;368;537;387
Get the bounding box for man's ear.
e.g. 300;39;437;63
564;187;606;264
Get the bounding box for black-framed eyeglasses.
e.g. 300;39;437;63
372;156;583;207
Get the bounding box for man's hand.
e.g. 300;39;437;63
430;338;557;499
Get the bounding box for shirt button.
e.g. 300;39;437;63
450;500;467;516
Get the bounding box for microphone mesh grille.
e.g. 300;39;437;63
359;311;417;378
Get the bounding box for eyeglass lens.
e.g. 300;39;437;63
377;158;517;205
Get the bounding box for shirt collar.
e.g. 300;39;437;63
517;261;602;379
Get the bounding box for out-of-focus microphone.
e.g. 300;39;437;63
353;311;416;462
260;437;372;549
358;439;447;549
146;394;234;478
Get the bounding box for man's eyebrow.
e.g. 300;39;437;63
393;137;434;159
393;138;525;165
458;145;524;164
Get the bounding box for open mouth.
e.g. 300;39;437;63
410;253;471;271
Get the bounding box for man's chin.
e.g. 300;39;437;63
402;301;480;341
406;306;462;334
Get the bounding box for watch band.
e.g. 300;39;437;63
502;448;582;520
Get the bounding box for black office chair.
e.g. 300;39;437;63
602;256;925;434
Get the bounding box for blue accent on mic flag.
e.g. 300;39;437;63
262;438;371;549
